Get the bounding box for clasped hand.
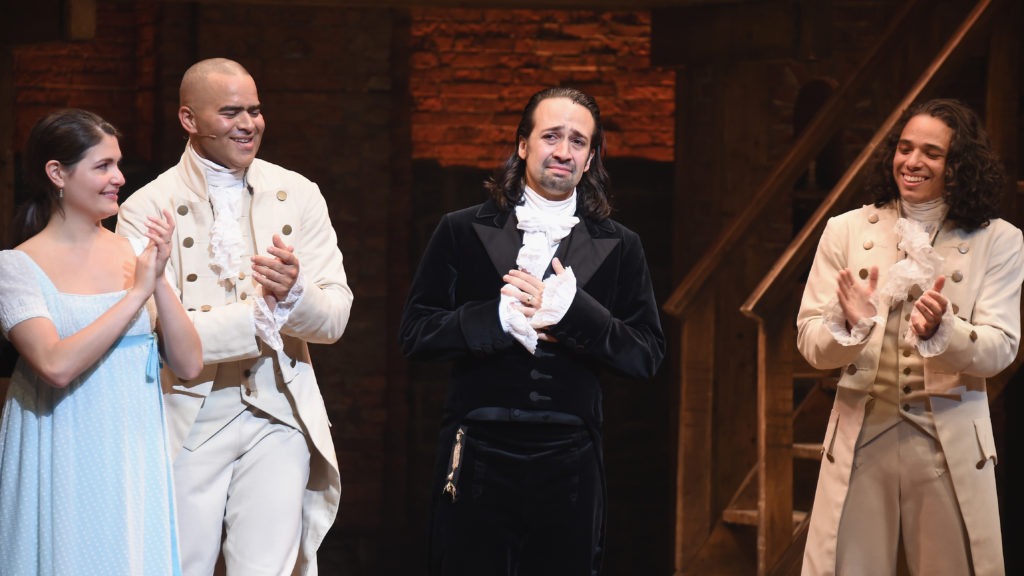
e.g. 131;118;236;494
836;267;947;340
252;234;300;306
501;257;568;341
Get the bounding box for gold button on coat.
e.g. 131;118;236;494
863;240;874;250
868;214;879;224
200;305;212;312
183;237;195;248
969;330;978;342
186;273;198;282
276;190;288;201
282;224;293;235
846;364;858;375
958;243;969;254
240;293;248;300
951;271;963;282
859;268;869;279
177;205;189;216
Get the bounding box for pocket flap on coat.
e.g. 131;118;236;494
822;409;840;463
973;417;998;468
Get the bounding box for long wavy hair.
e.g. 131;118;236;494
869;98;1004;231
484;87;612;220
8;109;120;247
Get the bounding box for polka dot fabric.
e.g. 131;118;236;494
0;251;181;575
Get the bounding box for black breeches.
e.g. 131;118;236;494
429;421;604;576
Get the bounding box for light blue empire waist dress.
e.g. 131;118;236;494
0;250;181;575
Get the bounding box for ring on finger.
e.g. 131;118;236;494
527;294;533;303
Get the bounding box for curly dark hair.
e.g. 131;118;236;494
9;109;121;247
869;98;1004;231
484;87;612;220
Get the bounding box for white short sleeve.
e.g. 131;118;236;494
0;250;51;338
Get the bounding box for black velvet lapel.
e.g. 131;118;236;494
472;203;521;278
555;220;619;286
471;200;619;286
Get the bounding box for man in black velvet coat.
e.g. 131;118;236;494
399;87;665;576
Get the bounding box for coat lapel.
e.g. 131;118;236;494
472;201;521;277
555;219;619;286
471;200;620;286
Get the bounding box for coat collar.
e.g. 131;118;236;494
471;198;620;285
175;142;260;202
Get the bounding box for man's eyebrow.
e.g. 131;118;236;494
540;124;589;138
897;138;946;152
218;104;260;113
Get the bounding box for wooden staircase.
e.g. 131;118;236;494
664;0;1021;574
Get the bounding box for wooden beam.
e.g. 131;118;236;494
984;0;1020;223
674;290;716;573
756;297;796;575
651;0;831;66
160;0;716;8
652;0;801;66
65;0;96;40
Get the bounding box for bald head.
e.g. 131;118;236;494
177;58;264;171
180;58;252;106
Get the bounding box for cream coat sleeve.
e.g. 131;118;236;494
923;220;1024;378
275;182;351;345
797;214;873;370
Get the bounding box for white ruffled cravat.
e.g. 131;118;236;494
500;186;579;353
827;199;951;353
192;145;247;282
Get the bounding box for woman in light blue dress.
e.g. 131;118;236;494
0;109;203;575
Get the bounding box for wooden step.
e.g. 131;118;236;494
792;442;822;460
722;508;808;528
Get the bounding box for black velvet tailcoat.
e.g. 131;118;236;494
400;198;665;430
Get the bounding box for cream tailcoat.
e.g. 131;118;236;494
797;203;1023;576
117;150;352;576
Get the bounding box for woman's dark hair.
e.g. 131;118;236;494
9;109;120;246
484;87;612;220
869;98;1004;231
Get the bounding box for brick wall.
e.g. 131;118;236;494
410;8;675;168
12;3;157;168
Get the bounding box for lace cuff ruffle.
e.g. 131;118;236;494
252;271;306;351
823;296;880;346
906;306;954;357
499;267;578;354
530;267;576;328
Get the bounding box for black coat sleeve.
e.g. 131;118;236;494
399;213;516;361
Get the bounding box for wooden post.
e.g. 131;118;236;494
65;0;96;40
984;0;1020;224
674;289;716;574
757;294;796;574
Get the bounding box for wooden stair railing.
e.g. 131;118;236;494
739;1;1005;575
663;0;927;321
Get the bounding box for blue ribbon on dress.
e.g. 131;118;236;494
115;332;160;383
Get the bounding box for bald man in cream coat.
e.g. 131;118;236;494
117;58;351;576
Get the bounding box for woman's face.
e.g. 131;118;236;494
892;114;953;204
56;133;124;220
